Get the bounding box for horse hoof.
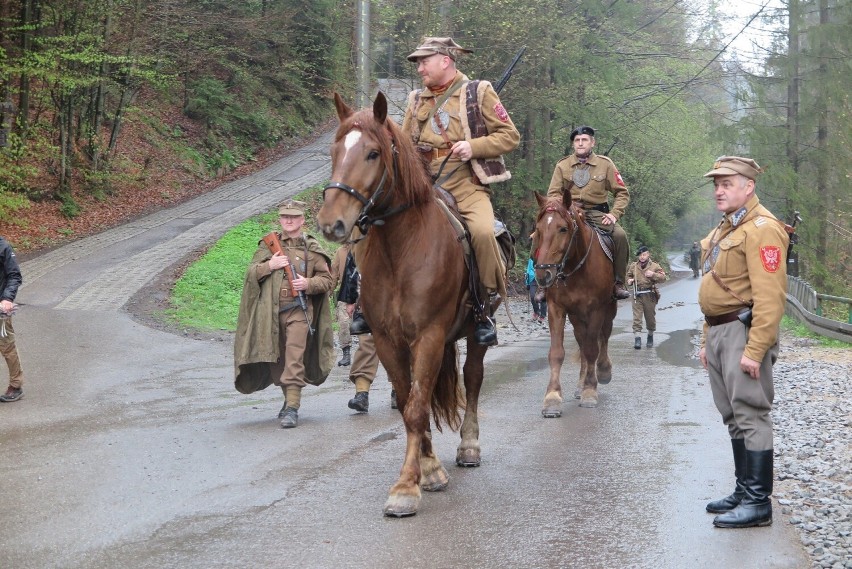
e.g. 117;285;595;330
573;389;581;400
455;448;481;467
597;373;612;385
541;408;562;418
383;494;420;517
579;396;598;408
421;465;450;490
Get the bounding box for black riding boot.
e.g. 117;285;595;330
337;346;351;367
474;317;497;346
706;438;747;513
613;280;630;300
713;449;773;528
646;334;654;348
634;337;642;350
349;310;371;335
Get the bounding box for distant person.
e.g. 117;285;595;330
329;242;352;367
0;237;24;403
525;257;546;323
233;200;335;429
698;156;788;529
626;246;666;349
689;241;701;278
547;125;631;300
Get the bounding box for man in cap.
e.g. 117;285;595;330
329;242;352;367
626;245;666;349
689;241;702;278
698;156;788;528
547;125;632;299
234;199;335;429
401;36;520;346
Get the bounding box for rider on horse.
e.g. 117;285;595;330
547;125;631;300
401;37;520;345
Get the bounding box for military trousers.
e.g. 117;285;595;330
584;209;628;284
270;304;314;389
632;293;657;334
705;320;776;451
0;318;24;389
336;302;351;349
349;333;379;387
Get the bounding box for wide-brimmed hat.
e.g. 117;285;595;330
570;125;595;141
407;37;472;62
278;199;306;216
703;156;762;180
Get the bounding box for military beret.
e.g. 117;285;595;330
703;156;763;181
278;199;306;216
407;37;472;62
570;125;595;141
636;245;649;256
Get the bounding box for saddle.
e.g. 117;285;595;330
589;223;615;264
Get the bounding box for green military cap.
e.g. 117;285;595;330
278;199;306;216
407;37;473;62
703;156;763;181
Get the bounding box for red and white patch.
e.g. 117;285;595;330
760;246;781;272
614;169;625;187
494;103;509;123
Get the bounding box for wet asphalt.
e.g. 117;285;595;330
0;82;810;568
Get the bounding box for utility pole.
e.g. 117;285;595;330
355;0;370;108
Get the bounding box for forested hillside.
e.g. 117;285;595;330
0;0;849;297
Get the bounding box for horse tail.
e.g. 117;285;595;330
430;343;464;432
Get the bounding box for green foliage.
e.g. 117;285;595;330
781;316;851;348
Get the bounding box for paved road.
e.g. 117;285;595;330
1;82;809;568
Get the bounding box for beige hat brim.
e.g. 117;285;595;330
407;48;444;62
703;166;741;178
278;207;305;216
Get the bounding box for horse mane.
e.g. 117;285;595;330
335;108;434;208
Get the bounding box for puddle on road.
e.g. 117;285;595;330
656;328;703;369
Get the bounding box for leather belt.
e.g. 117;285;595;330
705;308;750;326
429;147;453;161
572;200;610;214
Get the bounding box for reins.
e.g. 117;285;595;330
534;203;595;287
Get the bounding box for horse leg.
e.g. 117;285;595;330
543;303;567;418
596;304;615;385
573;321;601;408
382;336;444;517
457;340;486;466
420;428;450;491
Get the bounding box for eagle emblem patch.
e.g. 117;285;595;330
494;103;509;122
760;246;781;273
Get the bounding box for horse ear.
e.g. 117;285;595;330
333;92;354;120
373;91;388;124
561;187;573;210
535;192;547;208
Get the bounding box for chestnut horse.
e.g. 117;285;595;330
317;92;491;517
533;191;616;413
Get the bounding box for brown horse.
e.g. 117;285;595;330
316;91;490;517
533;191;616;412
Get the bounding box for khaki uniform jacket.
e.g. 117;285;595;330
329;243;351;301
233;232;335;392
546;152;630;220
627;259;666;291
401;71;519;190
698;195;789;362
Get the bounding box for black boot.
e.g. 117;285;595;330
280;407;299;428
613;281;630;300
474;318;497;346
337;346;351;367
646;334;654;348
706;439;747;513
348;391;369;413
390;389;398;410
634;337;642;350
349;311;371;335
713;449;773;528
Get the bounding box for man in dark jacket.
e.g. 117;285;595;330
0;237;25;403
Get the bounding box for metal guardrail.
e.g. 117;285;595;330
786;276;852;342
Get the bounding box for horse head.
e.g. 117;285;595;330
317;91;398;242
532;191;586;288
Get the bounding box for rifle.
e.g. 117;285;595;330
262;232;314;335
493;46;526;94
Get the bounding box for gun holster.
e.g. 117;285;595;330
737;308;753;327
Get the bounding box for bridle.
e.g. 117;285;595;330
534;203;594;287
323;127;411;235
